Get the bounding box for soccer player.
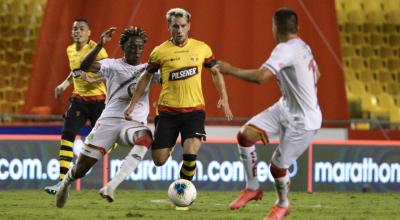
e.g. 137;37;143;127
55;26;158;207
217;8;322;220
124;8;233;184
45;18;108;195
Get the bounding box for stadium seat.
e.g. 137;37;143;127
384;82;400;95
359;70;374;82
362;0;384;13
377;93;396;109
360;93;389;121
388;58;400;71
361;46;377;58
366;81;385;94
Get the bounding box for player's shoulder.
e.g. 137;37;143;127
66;43;75;53
87;40;98;48
189;38;210;48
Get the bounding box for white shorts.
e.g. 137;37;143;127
246;102;317;169
82;117;151;160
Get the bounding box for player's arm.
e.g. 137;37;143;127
80;27;116;73
124;70;153;121
54;72;73;99
80;72;106;83
208;65;233;121
217;61;274;84
316;69;321;82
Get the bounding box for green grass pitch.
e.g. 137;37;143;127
0;190;398;220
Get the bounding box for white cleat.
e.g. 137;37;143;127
55;181;71;208
99;185;115;203
44;182;61;195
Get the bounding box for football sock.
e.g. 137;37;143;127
59;138;74;181
180;154;197;181
274;172;290;208
63;169;76;186
107;145;148;190
238;144;260;190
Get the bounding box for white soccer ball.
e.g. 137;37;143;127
168;179;197;207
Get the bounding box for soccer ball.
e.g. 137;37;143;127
168;179;197;207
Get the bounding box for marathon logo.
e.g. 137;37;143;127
169;66;198;81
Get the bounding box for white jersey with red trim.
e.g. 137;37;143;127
97;58;160;123
262;38;322;130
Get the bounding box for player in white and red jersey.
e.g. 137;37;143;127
218;8;322;220
55;26;159;208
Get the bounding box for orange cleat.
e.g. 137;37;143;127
264;204;290;220
229;188;263;209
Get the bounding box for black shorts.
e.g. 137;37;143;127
152;110;206;150
62;98;105;136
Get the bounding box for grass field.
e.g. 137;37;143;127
0;190;398;220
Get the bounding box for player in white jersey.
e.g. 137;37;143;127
217;8;321;220
55;26;158;208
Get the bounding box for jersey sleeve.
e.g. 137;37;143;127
151;70;162;84
202;43;216;68
262;43;293;75
147;47;161;73
98;58;113;78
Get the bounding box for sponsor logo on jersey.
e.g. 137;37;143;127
169;66;198;81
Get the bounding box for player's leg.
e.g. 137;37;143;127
56;118;118;208
229;125;265;209
100;125;153;202
180;110;206;181
265;128;316;219
230;104;281;209
87;101;105;127
151;112;180;166
44;100;86;195
56;152;99;208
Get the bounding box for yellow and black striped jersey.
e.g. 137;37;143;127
66;40;108;100
148;38;215;111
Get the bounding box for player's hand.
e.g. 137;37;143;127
124;104;134;121
54;85;64;99
216;61;233;75
217;98;233;121
99;27;117;46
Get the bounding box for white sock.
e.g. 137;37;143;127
274;173;290;208
238;144;259;190
62;169;75;187
107;145;148;190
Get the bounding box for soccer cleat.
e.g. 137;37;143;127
44;181;62;195
229;188;263;209
175;206;190;211
55;181;71;208
99;185;115;203
264;204;290;220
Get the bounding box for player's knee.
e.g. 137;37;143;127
152;150;168;166
153;157;167;166
270;163;287;178
237;131;256;147
134;130;153;148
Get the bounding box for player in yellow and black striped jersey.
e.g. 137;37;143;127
44;18;108;195
124;8;233;187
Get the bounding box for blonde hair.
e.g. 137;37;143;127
166;8;191;23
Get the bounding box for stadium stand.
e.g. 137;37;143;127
0;0;45;121
336;0;400;129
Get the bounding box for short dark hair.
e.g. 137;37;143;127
119;26;148;48
73;18;90;28
273;8;298;35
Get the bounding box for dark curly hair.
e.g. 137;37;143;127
119;26;148;49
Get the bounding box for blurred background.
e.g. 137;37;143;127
0;0;399;192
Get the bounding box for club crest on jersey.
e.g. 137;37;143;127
169;66;198;81
191;55;199;61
